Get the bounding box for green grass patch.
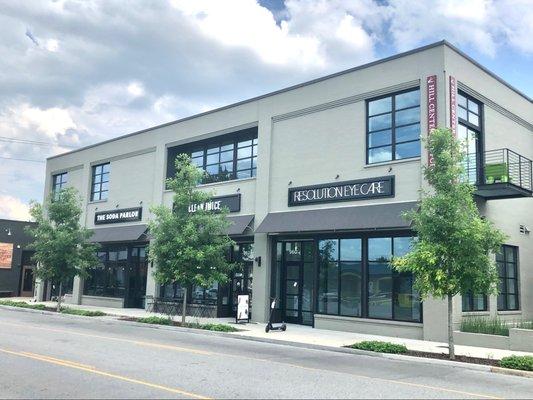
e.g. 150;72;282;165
196;323;239;332
460;316;510;336
136;316;173;325
60;308;106;317
500;355;533;371
0;300;47;310
516;320;533;330
349;341;408;354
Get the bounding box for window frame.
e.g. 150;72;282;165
462;293;488;312
314;234;421;323
167;127;258;185
497;245;520;311
90;162;110;201
366;87;421;165
52;172;68;199
457;91;484;184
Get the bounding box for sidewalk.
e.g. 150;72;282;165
7;297;533;361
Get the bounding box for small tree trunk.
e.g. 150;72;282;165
57;281;63;313
181;289;187;326
448;293;455;360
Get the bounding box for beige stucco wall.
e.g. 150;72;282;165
39;42;532;340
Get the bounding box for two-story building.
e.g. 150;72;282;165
36;41;532;342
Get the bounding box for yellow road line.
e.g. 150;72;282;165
0;347;210;400
0;319;501;399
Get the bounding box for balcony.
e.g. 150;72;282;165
466;149;533;199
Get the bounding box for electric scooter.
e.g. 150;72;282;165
265;298;287;333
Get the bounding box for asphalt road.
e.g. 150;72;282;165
0;308;532;399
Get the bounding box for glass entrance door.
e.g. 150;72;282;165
282;241;315;325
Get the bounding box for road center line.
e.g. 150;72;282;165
0;318;501;399
0;347;210;400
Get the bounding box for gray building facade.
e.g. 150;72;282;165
37;41;532;341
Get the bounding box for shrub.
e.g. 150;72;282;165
460;316;509;336
199;323;238;332
349;341;408;354
0;300;47;310
60;308;106;317
500;355;533;371
516;320;533;330
137;316;173;325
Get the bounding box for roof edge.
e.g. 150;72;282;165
48;40;531;161
441;40;533;103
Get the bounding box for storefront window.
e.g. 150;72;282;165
314;235;420;323
84;246;127;298
368;238;392;319
318;239;361;317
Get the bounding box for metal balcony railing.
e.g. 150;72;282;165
464;148;532;196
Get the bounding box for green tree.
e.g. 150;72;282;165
148;154;236;324
392;128;506;359
28;187;99;312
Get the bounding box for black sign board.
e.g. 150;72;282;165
95;207;143;225
288;176;394;207
188;194;241;213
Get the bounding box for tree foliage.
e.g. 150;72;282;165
392;128;506;298
391;128;506;359
148;154;237;320
27;187;99;310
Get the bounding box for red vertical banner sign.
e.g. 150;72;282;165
426;75;438;166
449;76;457;137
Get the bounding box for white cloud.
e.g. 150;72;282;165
45;38;59;52
0;195;31;221
0;0;530;218
16;104;76;138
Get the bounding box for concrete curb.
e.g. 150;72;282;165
2;304;530;378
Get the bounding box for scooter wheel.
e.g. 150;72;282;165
281;324;286;331
265;325;270;333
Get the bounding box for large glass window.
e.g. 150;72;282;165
367;88;421;164
367;237;420;321
167;128;258;184
462;293;488;312
91;163;110;201
84;246;127;298
52;172;68;200
457;92;482;184
316;236;419;322
497;245;519;311
318;239;362;317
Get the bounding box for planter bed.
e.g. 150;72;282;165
118;316;242;332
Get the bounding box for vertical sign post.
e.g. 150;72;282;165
427;75;438;166
449;76;457;137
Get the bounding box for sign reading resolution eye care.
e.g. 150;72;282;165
288;176;394;207
95;207;142;225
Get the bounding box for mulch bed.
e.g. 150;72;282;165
406;350;499;366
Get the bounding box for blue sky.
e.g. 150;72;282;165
0;0;531;219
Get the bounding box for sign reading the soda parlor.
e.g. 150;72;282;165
95;207;142;225
288;176;394;207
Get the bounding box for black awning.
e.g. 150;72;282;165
226;215;254;236
255;202;417;234
90;224;148;243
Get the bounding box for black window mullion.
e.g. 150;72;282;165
337;241;341;316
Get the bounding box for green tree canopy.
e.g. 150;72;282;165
148;154;237;323
392;128;506;358
28;187;99;311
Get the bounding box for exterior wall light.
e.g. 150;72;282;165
254;256;262;267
